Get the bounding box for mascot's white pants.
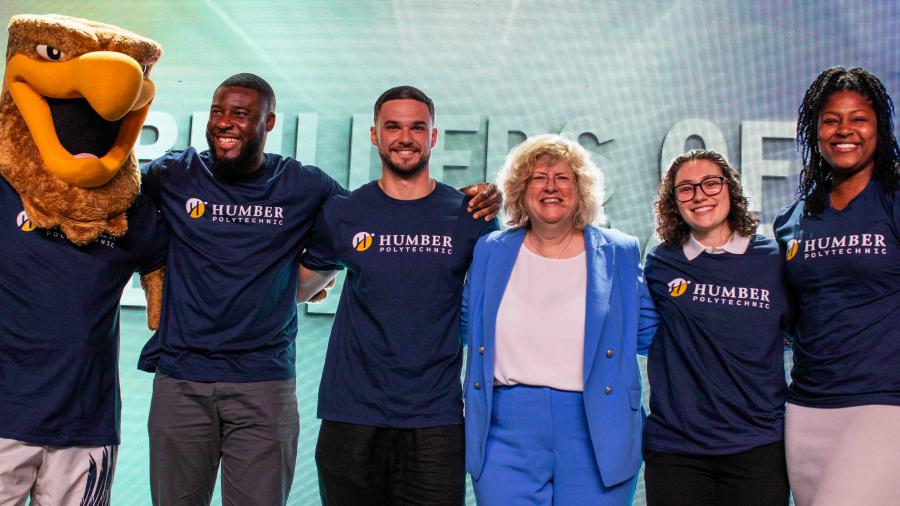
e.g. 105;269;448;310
0;438;116;506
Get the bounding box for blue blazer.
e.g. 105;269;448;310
461;226;658;487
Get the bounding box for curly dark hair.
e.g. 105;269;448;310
796;67;900;217
655;149;758;246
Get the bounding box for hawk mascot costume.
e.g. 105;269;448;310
0;14;164;505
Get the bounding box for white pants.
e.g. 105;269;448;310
786;403;900;506
0;438;117;506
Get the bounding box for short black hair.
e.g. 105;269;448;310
217;73;276;112
374;85;434;121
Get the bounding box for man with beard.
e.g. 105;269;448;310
138;76;497;506
300;86;499;505
136;73;343;506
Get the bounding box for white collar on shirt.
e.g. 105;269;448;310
682;231;750;260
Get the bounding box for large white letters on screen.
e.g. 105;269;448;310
659;119;728;179
485;117;544;182
137;111;178;161
128;113;796;310
296;113;319;165
348;113;373;190
432;115;480;181
740;120;795;211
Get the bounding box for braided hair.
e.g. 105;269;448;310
796;67;900;217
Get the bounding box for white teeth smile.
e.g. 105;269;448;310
834;143;857;150
693;206;714;214
541;198;561;203
217;137;238;146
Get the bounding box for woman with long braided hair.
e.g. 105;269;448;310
774;67;900;505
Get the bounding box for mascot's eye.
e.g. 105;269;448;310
36;44;64;61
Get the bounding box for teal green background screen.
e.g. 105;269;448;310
2;1;898;504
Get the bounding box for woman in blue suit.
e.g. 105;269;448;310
462;134;658;505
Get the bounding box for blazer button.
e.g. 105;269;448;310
478;345;484;354
604;386;613;395
606;348;614;358
474;382;482;390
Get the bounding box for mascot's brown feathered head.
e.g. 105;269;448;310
0;14;162;244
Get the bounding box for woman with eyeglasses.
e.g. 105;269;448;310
773;67;900;505
462;134;658;505
642;149;790;506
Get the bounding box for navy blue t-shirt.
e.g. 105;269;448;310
644;236;789;455
0;176;167;446
138;148;345;382
301;181;498;428
774;180;900;408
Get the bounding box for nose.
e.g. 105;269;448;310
216;114;233;129
836;118;852;135
692;186;707;202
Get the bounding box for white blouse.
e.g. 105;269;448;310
494;245;587;392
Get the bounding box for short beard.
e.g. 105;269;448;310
206;131;264;179
380;150;430;179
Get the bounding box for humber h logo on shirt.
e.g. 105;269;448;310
785;239;799;261
351;231;455;255
183;198;285;226
788;233;888;261
17;209;117;247
16;210;35;232
352;232;374;252
667;278;689;297
668;277;771;309
186;198;206;218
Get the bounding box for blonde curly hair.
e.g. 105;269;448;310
497;134;605;228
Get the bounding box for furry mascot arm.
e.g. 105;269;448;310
141;267;165;330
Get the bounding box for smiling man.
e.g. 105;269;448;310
137;73;346;506
204;83;275;177
137;76;497;506
300;86;499;505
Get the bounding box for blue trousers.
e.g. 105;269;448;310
473;385;637;506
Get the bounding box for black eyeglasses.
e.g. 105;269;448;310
673;176;726;202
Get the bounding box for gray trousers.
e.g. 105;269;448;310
148;373;299;506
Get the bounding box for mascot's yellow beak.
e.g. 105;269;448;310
5;51;155;188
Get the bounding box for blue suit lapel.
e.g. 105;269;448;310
583;227;613;381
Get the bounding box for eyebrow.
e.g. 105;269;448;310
383;120;428;127
821;108;870;115
675;174;721;184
